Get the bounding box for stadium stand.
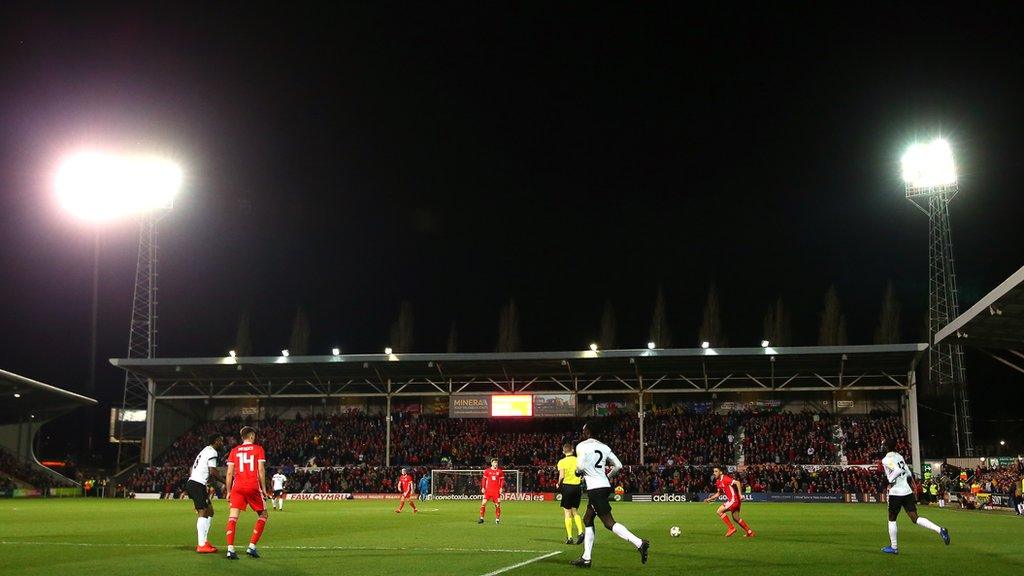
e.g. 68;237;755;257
0;368;95;494
123;410;907;497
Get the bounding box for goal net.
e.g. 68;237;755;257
430;469;522;499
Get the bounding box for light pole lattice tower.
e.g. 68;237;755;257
904;139;973;456
115;213;163;471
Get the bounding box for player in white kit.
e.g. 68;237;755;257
880;438;950;554
271;470;287;510
570;422;650;568
186;433;225;554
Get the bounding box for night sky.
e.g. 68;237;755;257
1;4;1022;463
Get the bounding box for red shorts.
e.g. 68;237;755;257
484;492;501;503
723;499;741;513
401;490;413;499
229;486;265;512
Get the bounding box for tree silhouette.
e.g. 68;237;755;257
698;282;726;346
289;306;310;355
389;301;415;353
599;300;617;349
818;286;848;346
873;280;902;344
497;298;521;352
762;297;792;346
649;285;672;347
233;310;253;356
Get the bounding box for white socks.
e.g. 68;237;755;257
916;517;942;534
196;516;212;546
611;523;643;548
582;526;595;561
887;521;898;549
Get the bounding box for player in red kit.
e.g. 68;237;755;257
395;467;418;513
478;458;505;525
704;466;754;537
224;426;270;560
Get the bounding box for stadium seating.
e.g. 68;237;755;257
0;446;70;491
123;410;908;496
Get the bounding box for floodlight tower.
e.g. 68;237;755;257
902;138;973;456
56;152;181;471
117;211;165;471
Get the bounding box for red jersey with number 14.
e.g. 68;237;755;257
482;468;505;493
718;474;739;503
228;443;266;489
399;474;414;493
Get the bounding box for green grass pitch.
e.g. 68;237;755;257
1;499;1021;576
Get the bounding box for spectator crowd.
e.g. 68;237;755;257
123;409;911;497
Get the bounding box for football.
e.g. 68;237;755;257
670;526;681;537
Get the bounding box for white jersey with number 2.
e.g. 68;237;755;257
882;451;913;496
575;438;622;490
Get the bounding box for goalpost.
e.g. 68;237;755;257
430;469;522;498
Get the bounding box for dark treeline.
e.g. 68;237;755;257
232;281;906;355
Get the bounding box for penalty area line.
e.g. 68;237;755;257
479;551;562;576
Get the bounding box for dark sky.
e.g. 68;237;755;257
1;3;1022;460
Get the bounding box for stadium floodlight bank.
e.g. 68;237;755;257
111;344;927;473
431;469;522;499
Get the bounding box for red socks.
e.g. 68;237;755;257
479;504;486;518
495;505;501;519
410;501;417;511
398;501;406;511
226;518;237;546
251;517;267;545
720;514;734;530
737;519;751;533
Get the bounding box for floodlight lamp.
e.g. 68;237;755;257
701;341;710;349
13;393;20;399
1000;440;1006;446
332;347;341;356
761;340;770;348
56;152;182;221
647;342;656;350
901;138;956;189
281;349;290;357
384;347;393;355
228;350;237;358
589;343;598;352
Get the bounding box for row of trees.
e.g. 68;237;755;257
231;282;904;355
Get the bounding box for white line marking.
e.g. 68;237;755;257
0;541;553;554
479;551;562;576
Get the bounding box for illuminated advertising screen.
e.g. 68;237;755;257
449;395;490;418
533;393;576;417
491;394;533;417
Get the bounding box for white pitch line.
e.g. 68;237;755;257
479;551;561;576
0;541;553;554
